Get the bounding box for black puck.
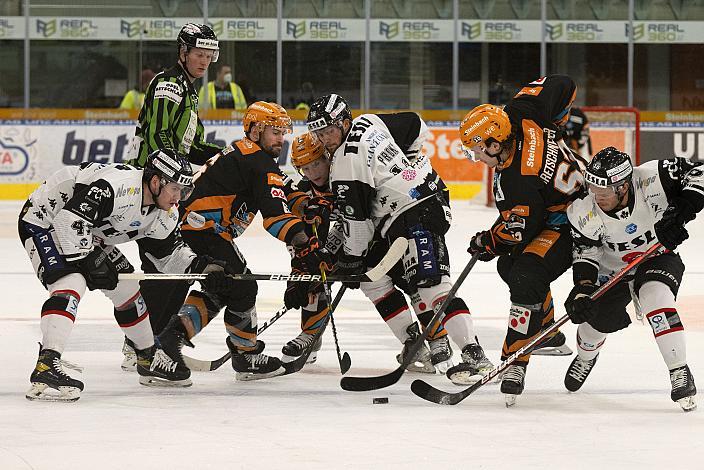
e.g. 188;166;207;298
372;397;389;404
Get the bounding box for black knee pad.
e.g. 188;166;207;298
505;260;552;306
224;280;257;313
114;295;148;327
42;293;79;321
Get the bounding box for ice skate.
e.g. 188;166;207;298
531;331;572;356
428;335;454;374
137;346;192;387
670;365;697;412
281;331;322;364
564;354;598;392
446;342;495;385
396;323;435;373
26;348;84;402
228;337;285;381
121;337;137;372
501;363;527;407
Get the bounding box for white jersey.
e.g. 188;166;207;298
330;113;444;256
21;162;194;273
568;158;704;281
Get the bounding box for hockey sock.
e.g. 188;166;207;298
178;291;220;340
639;281;687;369
114;292;153;350
416;310;448;340
575;323;607;361
225;306;257;351
370;288;414;343
40;290;80;354
501;302;543;362
302;295;329;335
541;291;556;327
440;297;475;348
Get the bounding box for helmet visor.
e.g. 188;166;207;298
160;176;194;201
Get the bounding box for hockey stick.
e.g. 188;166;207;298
411;242;665;405
183;304;291;372
118;238;407;284
313;223;351;374
340;253;480;392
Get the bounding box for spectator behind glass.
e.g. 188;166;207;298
198;63;247;110
119;68;156;110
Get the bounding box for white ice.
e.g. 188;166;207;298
1;200;703;470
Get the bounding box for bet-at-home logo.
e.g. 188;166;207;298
210;20;266;40
0;18;15;38
120;19;179;39
627;23;685;42
37;19;98;38
380;21;439;40
460;22;481;40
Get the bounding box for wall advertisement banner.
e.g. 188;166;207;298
3;17;704;43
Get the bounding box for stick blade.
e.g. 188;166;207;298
340;353;351;375
340;366;405;392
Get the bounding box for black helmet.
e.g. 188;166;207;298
306;94;352;133
144;149;195;200
177;23;219;62
585;146;633;188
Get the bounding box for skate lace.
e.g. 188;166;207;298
292;333;316;349
568;357;595;382
152;349;177;373
59;358;84;373
248;354;269;366
429;337;450;354
462;344;488;365
503;365;525;383
51;358;72;377
671;368;688;390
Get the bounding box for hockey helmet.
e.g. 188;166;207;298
306;94;353;134
291;132;326;171
243;101;293;135
585;147;633;188
177;23;219;62
459;104;512;161
144;149;195;200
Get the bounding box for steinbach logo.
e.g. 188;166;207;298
120;19;179;39
460;22;481;40
286;20;306;39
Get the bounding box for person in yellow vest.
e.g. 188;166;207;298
198;63;247;110
119;68;156;110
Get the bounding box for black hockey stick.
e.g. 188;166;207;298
340;254;480;392
411;242;665;405
183;304;291;372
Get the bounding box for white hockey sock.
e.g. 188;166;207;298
576;323;607;361
121;317;154;351
385;307;415;343
419;277;475;348
40;314;75;354
639;281;687;370
40;287;82;354
443;312;476;349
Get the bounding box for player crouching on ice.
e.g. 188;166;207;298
564;147;700;411
20;150;229;401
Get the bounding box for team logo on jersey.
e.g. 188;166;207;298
129;221;141;227
270;187;286;200
625;223;637;234
401;169;416;181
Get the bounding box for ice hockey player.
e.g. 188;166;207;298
281;132;434;373
564;146;700;412
563;106;592;159
307;94;493;384
460;75;582;405
152;102;331;381
121;23;225;371
19;149;230;401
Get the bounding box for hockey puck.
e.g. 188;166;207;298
372;397;389;404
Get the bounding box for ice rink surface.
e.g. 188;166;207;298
1;199;703;470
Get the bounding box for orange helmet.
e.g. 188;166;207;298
459;104;512;153
291;132;325;170
243;101;293;134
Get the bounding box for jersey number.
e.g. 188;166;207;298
554;162;580;195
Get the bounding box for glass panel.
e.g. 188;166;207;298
668;44;704;110
282;42;362;108
227;42;277;103
0;40;23;107
284;0;363;18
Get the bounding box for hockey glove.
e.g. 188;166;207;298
284;272;322;310
334;253;365;289
293;236;334;274
189;255;234;295
565;283;599;324
467;231;497;262
303;197;333;226
654;197;697;251
79;247;119;291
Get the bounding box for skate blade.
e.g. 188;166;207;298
236;367;286;382
138;376;192;388
121;354;137;372
281;352;317;365
531;345;573;356
678;396;697;412
397;354;436;374
505;394;517;407
433;359;454;374
26;383;81;402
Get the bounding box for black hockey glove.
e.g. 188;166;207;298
334;253;365;290
284;272;322;310
79;247;119;291
654;197;697;251
565;283;599;324
303;197;333;226
293;236;334;274
189;255;234;295
467;231;497;262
